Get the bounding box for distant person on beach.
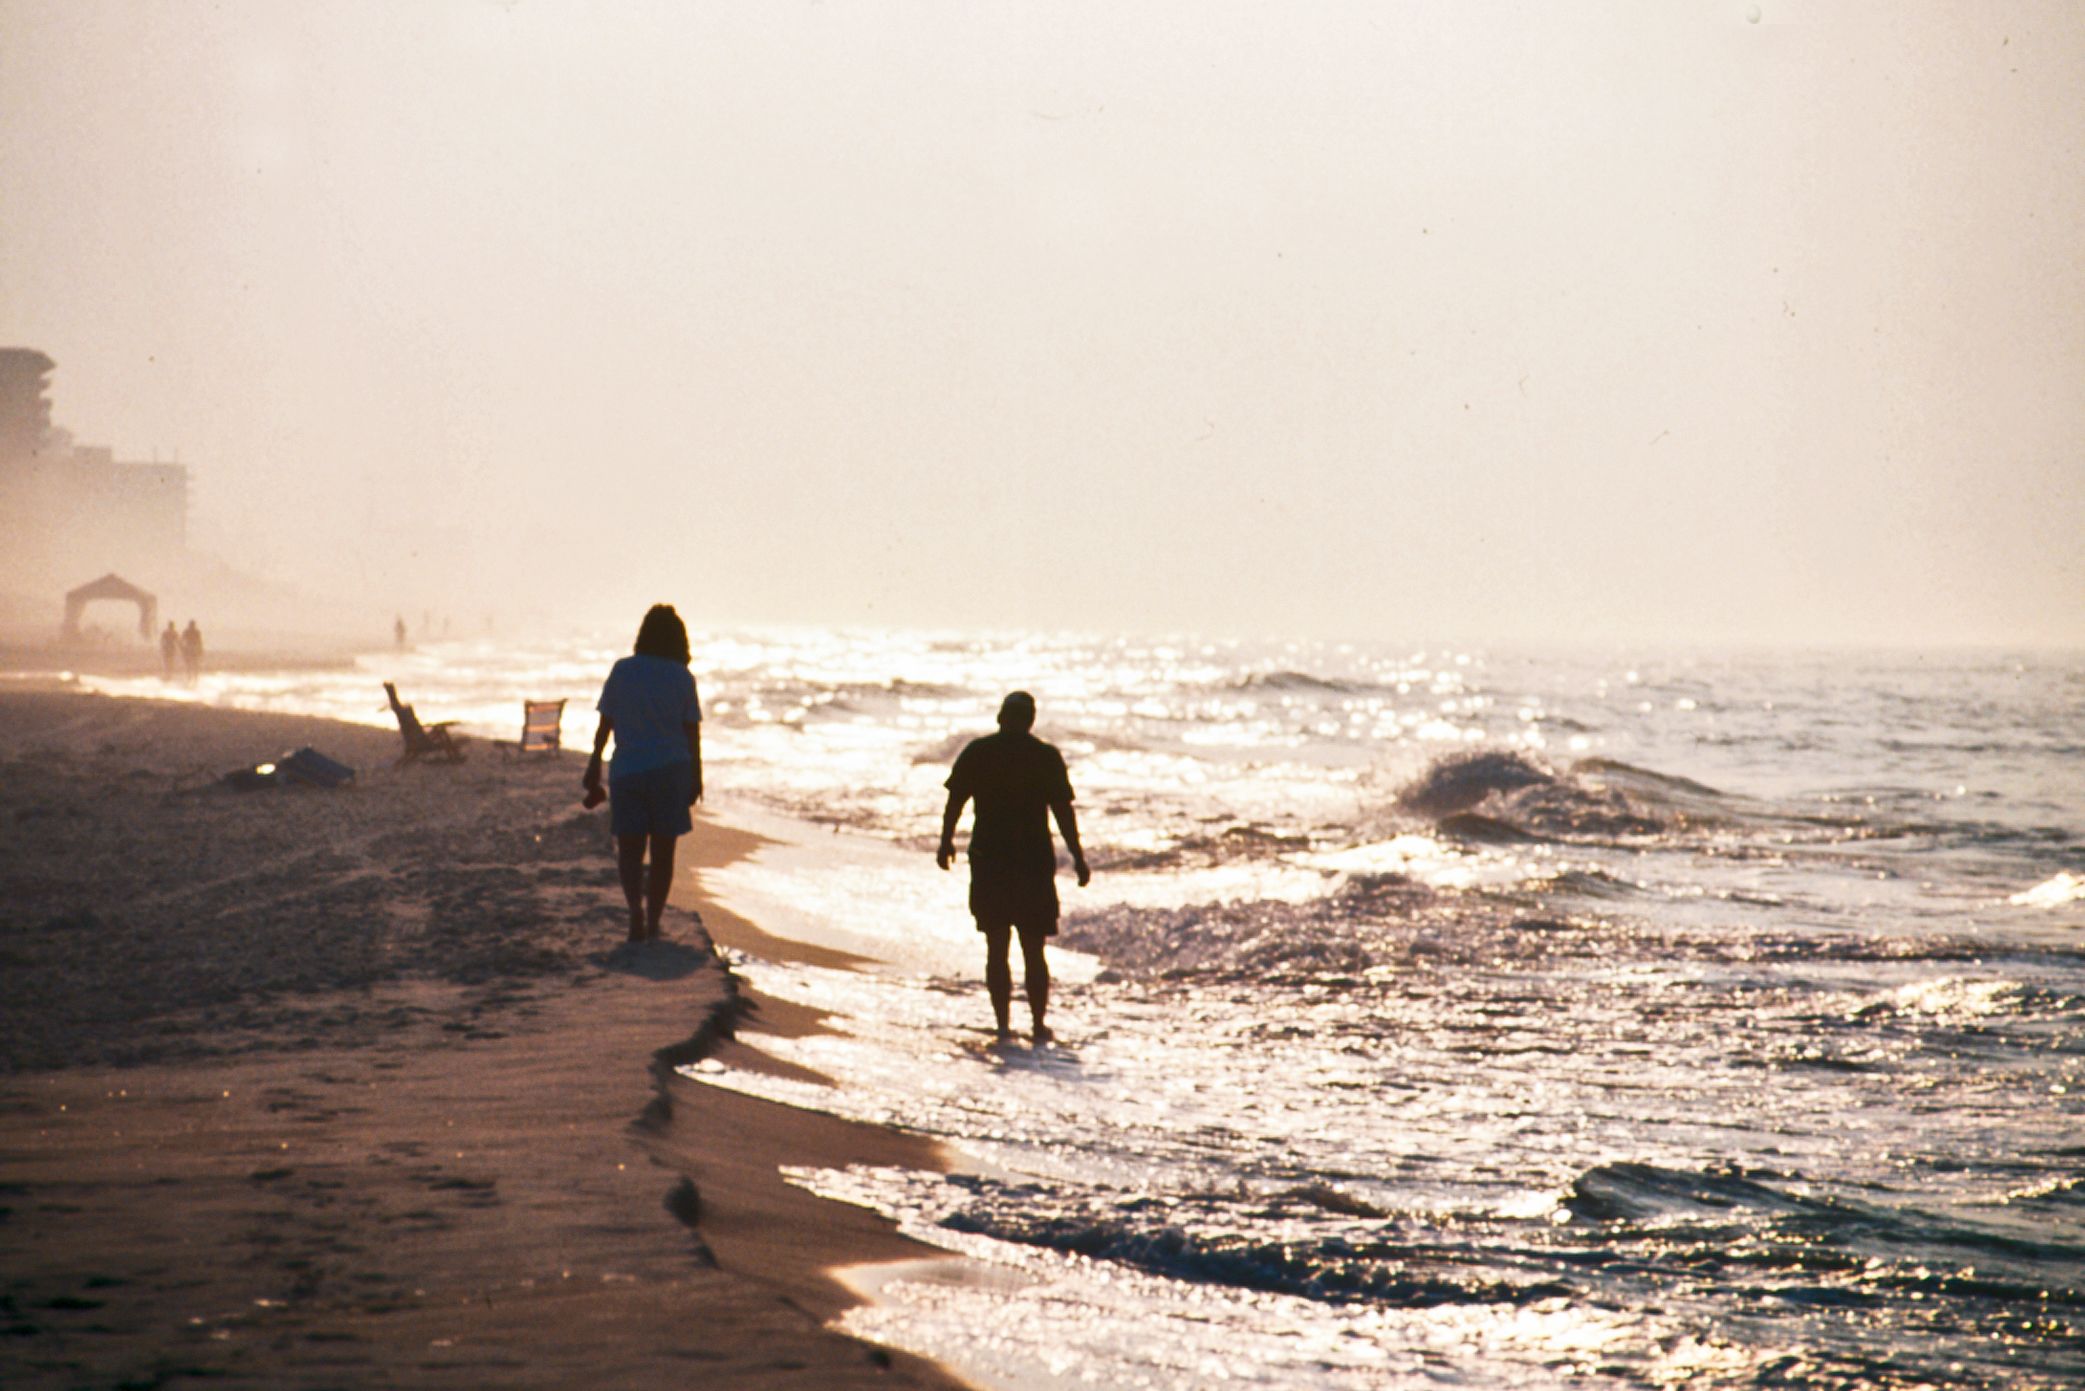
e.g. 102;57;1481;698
583;604;703;943
179;620;203;683
159;622;179;680
394;615;408;649
937;691;1089;1044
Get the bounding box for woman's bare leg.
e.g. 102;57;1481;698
644;834;677;939
616;835;648;941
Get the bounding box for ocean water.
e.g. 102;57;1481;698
89;633;2085;1387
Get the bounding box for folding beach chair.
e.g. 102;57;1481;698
518;698;565;754
383;682;466;764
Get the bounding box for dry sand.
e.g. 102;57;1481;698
0;689;972;1389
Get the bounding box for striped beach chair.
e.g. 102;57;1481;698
519;698;565;754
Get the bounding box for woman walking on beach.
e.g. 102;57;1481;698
584;604;704;942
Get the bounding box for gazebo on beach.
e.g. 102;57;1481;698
62;572;157;641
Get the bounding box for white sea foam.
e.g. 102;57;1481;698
2008;871;2085;909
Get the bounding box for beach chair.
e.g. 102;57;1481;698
383;682;466;764
518;698;565;754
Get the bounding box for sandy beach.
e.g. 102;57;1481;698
0;688;972;1389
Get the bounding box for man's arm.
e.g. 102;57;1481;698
1051;799;1091;887
686;722;703;805
936;790;968;871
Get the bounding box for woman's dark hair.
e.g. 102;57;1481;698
632;604;691;664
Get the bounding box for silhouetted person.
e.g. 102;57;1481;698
938;691;1089;1043
179;620;203;683
394;615;408;649
583;604;703;943
159;622;179;681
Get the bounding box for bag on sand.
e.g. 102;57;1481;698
220;746;356;791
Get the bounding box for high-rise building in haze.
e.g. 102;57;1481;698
0;348;189;595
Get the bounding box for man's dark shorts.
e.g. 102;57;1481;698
610;762;694;839
969;870;1059;936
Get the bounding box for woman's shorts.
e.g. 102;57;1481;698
609;762;694;839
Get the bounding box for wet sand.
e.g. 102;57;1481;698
0;690;970;1389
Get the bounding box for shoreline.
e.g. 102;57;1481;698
0;688;974;1389
0;643;365;681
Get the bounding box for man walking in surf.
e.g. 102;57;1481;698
937;691;1090;1044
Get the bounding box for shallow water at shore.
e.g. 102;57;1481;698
81;631;2085;1387
697;813;2083;1388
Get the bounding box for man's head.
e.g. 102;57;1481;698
997;690;1036;733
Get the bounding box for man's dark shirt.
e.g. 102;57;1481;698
946;730;1075;884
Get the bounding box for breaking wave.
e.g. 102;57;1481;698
935;1176;1564;1309
925;1161;2085;1357
1559;1161;2085;1306
1395;750;1554;818
1394;749;1736;845
1230;669;1365;695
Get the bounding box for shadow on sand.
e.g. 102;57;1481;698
594;939;713;981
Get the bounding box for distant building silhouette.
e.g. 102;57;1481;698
0;348;190;592
0;349;56;460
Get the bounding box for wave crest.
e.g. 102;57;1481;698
1398;749;1726;844
1395;751;1553;818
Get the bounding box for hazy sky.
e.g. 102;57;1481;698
3;1;2080;645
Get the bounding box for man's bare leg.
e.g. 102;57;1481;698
615;835;648;941
1018;925;1052;1043
644;834;677;940
982;923;1015;1039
